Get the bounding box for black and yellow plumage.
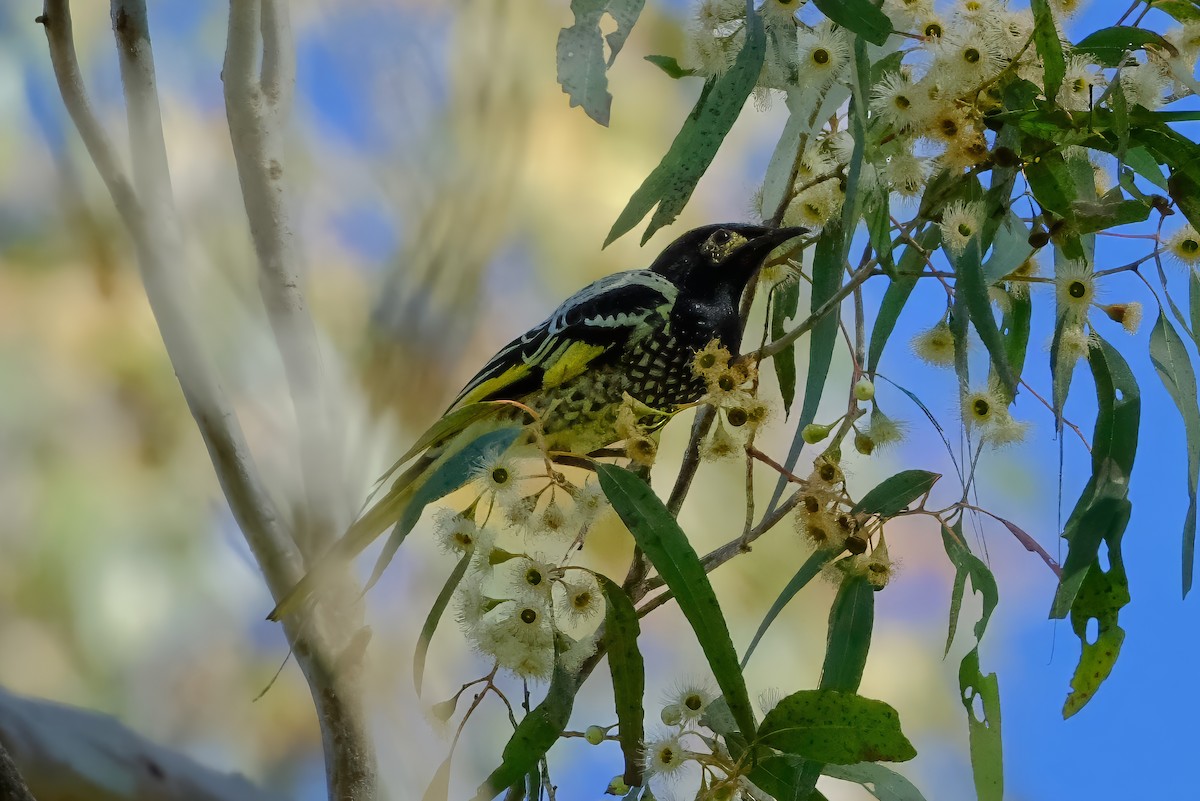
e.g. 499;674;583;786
269;223;804;620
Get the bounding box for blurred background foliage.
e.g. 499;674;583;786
1;1;1196;799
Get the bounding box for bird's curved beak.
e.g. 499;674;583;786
733;225;809;267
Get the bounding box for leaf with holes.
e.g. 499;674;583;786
1052;338;1140;618
959;648;1004;801
941;519;999;656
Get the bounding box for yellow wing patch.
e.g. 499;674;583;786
542;341;607;389
453;362;533;408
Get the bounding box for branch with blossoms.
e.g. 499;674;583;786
413;0;1200;799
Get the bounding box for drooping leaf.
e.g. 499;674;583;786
414;549;474;695
596;464;757;737
955;236;1018;396
606;7;765;245
1030;0;1066;101
756;690;917;764
823;762;930;801
768;226;845;510
940;519;999;656
557;0;614;125
1051;338;1140;617
743;547;842;668
812;0;892;45
1149;311;1200;596
771;278;801;413
603;0;646;66
597;575;646;787
820;575;875;693
1074;26;1175;67
1062;524;1131;718
1001;291;1032;395
852;470;940;519
959;648;1004;801
474;662;577;800
981;211;1032;286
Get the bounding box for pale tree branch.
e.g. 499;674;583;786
0;686;284;801
37;3;377;800
223;0;343;560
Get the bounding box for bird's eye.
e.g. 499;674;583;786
711;229;732;245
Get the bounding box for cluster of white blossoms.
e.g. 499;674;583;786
445;449;615;681
597;679;779;799
681;0;1200;230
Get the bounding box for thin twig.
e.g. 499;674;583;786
749;262;880;361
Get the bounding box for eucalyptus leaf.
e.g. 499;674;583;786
756;690;917;764
597;464;757;737
598;575;646;786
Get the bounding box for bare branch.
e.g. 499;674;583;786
40;4;377;799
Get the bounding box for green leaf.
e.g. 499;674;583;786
644;54;695;79
771;279;801;414
756;690;917;764
605;7;765;245
812;0;892;45
981;212;1032;286
868;227;941;374
1051;337;1140;618
852;470;940;519
414;549;474;695
1001;291;1032;394
1024;150;1075;219
820;575;875;694
366;426;524;592
1062;524;1130;718
743;547;842;668
597;575;646;787
1168;169;1200;233
557;0;614;125
865;189;894;275
1074;26;1174;67
474;661;577;800
959;648;1004;801
940;520;999;656
955;236;1018;396
1122;146;1168;190
1152;0;1200;22
1149;311;1200;596
1072;189;1152;234
1030;0;1066;102
823;763;930;801
596;464;757;737
1049;314;1076;434
770;226;845;507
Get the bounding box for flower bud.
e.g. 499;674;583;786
853;377;875;401
585;725;606;745
802;422;833;444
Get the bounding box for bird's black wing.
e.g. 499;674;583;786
447;270;679;409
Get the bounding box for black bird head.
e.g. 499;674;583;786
647;223;807;355
648;223;807;297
